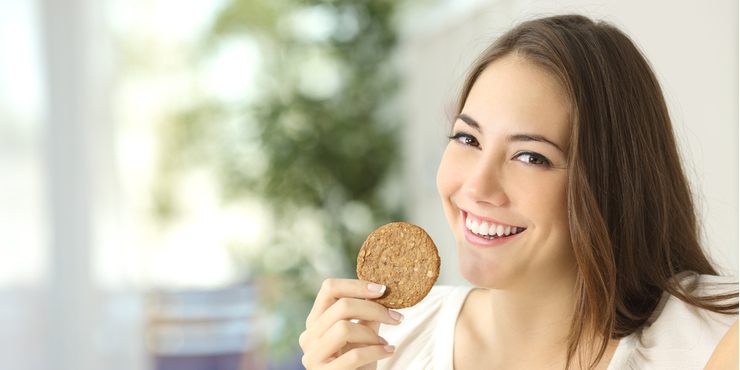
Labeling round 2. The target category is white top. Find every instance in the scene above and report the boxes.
[377,272,738,370]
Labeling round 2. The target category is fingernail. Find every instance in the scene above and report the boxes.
[379,336,388,345]
[368,283,386,293]
[388,309,404,323]
[384,345,396,353]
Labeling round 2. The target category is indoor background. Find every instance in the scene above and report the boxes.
[0,0,736,369]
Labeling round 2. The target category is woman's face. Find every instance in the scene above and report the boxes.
[437,56,576,291]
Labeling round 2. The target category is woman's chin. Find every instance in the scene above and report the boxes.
[457,255,509,289]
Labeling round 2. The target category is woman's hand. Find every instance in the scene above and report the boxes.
[299,278,404,370]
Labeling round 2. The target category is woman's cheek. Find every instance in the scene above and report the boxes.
[437,146,464,197]
[507,169,567,212]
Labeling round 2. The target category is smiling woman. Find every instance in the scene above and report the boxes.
[299,14,739,370]
[438,57,573,295]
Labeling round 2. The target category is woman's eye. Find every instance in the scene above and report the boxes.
[448,132,480,147]
[513,152,551,167]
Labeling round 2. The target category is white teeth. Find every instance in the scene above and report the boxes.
[479,222,489,236]
[465,215,521,238]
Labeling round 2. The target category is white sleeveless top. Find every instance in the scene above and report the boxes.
[377,272,738,370]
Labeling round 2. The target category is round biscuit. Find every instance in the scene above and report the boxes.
[356,222,440,309]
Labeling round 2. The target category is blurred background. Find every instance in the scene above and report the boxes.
[0,0,736,369]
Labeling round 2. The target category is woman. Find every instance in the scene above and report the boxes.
[299,14,739,370]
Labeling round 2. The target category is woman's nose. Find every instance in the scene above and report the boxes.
[463,163,509,207]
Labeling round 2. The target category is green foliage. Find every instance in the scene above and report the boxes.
[156,0,405,359]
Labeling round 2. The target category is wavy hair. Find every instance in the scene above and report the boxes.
[456,14,738,369]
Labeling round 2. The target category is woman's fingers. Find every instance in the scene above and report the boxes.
[301,297,403,352]
[311,297,403,334]
[300,278,402,369]
[306,278,387,327]
[303,320,387,366]
[328,345,396,370]
[303,342,396,370]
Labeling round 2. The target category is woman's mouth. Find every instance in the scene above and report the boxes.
[465,213,526,240]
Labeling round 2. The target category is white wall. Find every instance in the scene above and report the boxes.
[399,0,739,286]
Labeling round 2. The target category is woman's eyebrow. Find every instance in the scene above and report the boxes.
[454,114,481,132]
[508,134,564,153]
[455,113,564,153]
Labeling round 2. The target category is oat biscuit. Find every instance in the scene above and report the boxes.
[356,222,440,309]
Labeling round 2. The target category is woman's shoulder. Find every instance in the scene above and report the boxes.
[379,285,473,339]
[648,272,738,339]
[674,271,738,297]
[613,272,738,370]
[377,285,475,370]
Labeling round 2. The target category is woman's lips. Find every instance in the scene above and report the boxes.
[462,211,526,246]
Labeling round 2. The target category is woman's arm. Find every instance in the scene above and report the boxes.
[703,319,738,370]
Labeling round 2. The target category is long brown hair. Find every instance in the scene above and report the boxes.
[457,14,738,369]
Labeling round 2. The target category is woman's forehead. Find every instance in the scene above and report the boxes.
[462,56,571,146]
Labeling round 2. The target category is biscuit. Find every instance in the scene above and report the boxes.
[356,222,440,309]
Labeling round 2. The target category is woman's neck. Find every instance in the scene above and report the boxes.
[454,273,618,370]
